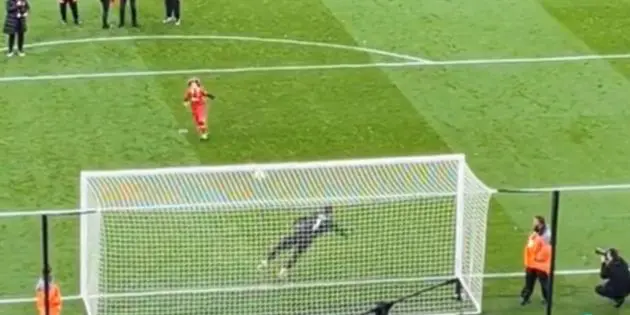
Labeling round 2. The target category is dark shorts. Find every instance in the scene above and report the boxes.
[280,233,314,251]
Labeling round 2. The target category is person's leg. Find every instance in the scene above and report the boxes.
[595,284,625,308]
[118,0,127,27]
[520,268,537,305]
[101,0,110,28]
[536,271,549,303]
[16,30,24,54]
[69,0,80,24]
[129,0,138,26]
[163,0,173,21]
[173,0,180,23]
[280,236,314,277]
[59,0,68,22]
[7,33,16,55]
[266,235,297,262]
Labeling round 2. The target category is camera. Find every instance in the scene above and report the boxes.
[596,247,609,256]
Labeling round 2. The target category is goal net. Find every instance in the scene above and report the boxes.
[79,154,494,315]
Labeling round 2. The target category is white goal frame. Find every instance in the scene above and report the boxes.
[78,154,492,315]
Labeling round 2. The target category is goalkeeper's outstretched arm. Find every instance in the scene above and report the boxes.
[319,205,348,237]
[331,221,348,237]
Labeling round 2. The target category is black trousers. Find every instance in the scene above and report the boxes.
[7,19,25,53]
[520,268,549,302]
[119,0,137,26]
[164,0,180,19]
[7,31,25,53]
[59,0,79,23]
[267,234,314,269]
[100,0,110,27]
[596,284,627,301]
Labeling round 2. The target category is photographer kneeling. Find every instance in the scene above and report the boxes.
[596,248,630,308]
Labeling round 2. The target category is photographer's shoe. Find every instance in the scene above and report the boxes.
[520,298,530,306]
[614,298,625,308]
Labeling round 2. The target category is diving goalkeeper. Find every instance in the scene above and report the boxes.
[257,205,347,278]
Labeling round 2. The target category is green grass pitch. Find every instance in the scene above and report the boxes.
[1,0,630,314]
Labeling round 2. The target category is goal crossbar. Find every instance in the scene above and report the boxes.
[80,154,467,177]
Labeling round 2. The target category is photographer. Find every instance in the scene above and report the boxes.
[596,248,630,308]
[3,0,29,57]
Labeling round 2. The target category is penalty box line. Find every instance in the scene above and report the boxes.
[0,267,602,305]
[1,52,630,82]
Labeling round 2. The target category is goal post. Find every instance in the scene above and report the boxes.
[79,154,494,315]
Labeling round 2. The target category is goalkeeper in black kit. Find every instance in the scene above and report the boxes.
[258,205,347,278]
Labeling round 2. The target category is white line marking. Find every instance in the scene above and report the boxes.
[11,35,432,63]
[0,35,628,82]
[430,53,630,66]
[0,62,420,82]
[3,50,630,82]
[0,268,601,305]
[9,35,630,68]
[500,182,630,193]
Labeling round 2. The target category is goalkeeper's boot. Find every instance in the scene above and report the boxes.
[200,133,208,140]
[257,260,268,270]
[277,267,288,279]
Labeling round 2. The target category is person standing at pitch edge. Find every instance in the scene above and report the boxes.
[520,215,551,306]
[35,268,63,315]
[163,0,180,25]
[595,248,630,308]
[99,0,113,29]
[3,0,29,57]
[58,0,80,25]
[118,0,138,27]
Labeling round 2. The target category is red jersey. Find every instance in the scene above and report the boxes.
[185,88,210,109]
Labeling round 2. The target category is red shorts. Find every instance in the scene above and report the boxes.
[192,107,206,126]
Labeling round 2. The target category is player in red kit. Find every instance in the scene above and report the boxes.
[184,78,215,140]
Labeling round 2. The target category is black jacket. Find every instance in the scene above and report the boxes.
[601,257,630,292]
[3,0,28,35]
[293,213,346,238]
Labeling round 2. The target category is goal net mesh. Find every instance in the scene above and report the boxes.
[80,155,493,315]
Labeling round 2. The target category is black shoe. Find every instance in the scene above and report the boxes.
[615,298,625,308]
[102,24,110,29]
[61,19,67,25]
[118,23,125,28]
[74,20,81,25]
[131,23,139,27]
[520,299,530,306]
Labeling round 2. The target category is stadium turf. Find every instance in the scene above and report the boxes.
[0,0,629,314]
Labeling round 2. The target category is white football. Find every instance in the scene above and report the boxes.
[253,170,267,180]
